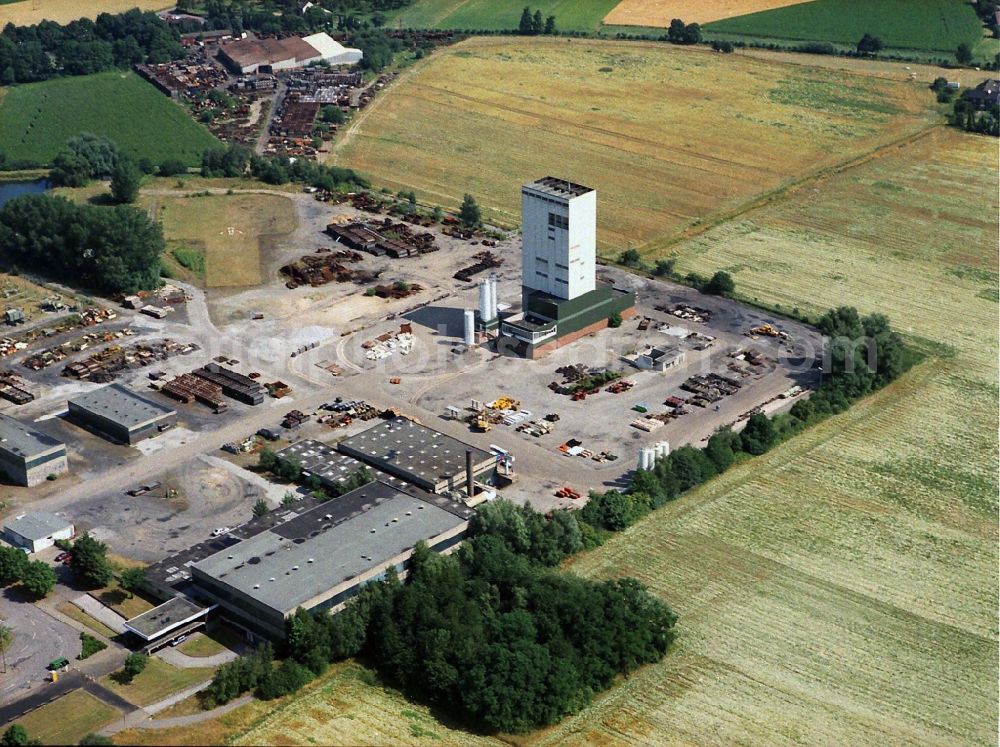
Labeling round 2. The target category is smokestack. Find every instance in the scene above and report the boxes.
[466,449,474,499]
[479,280,490,321]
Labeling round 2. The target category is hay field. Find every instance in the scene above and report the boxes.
[332,37,935,248]
[157,193,297,288]
[533,127,998,745]
[391,0,619,32]
[0,0,169,26]
[603,0,814,28]
[0,72,219,166]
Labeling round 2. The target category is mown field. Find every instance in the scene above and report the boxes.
[0,71,218,166]
[603,0,815,28]
[17,689,120,745]
[533,126,998,745]
[390,0,620,32]
[156,193,298,288]
[704,0,983,53]
[331,37,936,249]
[0,0,169,25]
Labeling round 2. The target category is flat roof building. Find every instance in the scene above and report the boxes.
[0,414,68,487]
[190,480,471,639]
[2,512,74,553]
[67,383,177,445]
[124,597,210,652]
[337,417,494,495]
[277,439,370,493]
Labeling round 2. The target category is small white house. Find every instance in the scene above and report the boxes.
[623,345,685,372]
[2,512,75,553]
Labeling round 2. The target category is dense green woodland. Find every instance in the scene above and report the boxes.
[0,10,182,84]
[0,195,163,294]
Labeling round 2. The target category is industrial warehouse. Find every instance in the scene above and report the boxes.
[189,481,471,639]
[218,32,362,74]
[0,413,68,486]
[337,416,496,496]
[67,383,177,445]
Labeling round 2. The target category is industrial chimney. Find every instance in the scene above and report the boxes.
[465,449,475,499]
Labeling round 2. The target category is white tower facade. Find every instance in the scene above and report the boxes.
[521,177,596,301]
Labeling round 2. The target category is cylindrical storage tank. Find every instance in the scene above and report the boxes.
[655,441,670,459]
[464,309,475,346]
[479,281,490,320]
[488,274,498,320]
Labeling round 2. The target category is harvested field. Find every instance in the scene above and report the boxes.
[0,0,169,25]
[157,193,298,288]
[603,0,815,28]
[704,0,983,54]
[536,126,999,744]
[332,37,936,249]
[0,72,218,166]
[391,0,619,32]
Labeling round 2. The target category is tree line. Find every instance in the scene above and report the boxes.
[200,144,369,191]
[0,9,183,85]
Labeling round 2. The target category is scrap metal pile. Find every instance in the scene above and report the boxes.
[453,251,503,282]
[280,248,378,289]
[63,339,199,382]
[327,218,438,258]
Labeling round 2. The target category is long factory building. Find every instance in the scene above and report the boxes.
[141,417,494,641]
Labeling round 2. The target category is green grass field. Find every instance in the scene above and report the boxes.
[704,0,983,54]
[100,657,216,708]
[0,71,218,166]
[390,0,620,32]
[16,689,119,745]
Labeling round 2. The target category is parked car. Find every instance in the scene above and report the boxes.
[54,552,70,563]
[211,527,230,537]
[170,635,189,646]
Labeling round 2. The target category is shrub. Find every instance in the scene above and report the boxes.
[79,632,107,660]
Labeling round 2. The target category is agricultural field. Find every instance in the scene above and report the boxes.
[0,0,169,26]
[536,126,999,745]
[156,193,298,288]
[16,689,120,745]
[704,0,984,54]
[390,0,620,32]
[0,71,219,166]
[331,37,937,249]
[603,0,815,28]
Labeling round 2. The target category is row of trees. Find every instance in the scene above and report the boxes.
[0,9,183,85]
[518,7,557,36]
[200,144,369,192]
[0,193,164,294]
[618,249,735,296]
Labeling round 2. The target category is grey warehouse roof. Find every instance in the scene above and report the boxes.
[0,414,65,458]
[69,383,176,428]
[278,440,368,484]
[192,483,467,614]
[3,511,72,541]
[524,176,593,199]
[338,417,492,486]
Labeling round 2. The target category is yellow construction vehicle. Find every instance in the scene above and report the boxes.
[474,417,492,432]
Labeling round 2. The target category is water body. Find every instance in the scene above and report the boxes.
[0,179,49,209]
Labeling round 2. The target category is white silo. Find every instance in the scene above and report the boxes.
[478,280,490,321]
[655,441,670,459]
[463,309,476,346]
[488,274,498,320]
